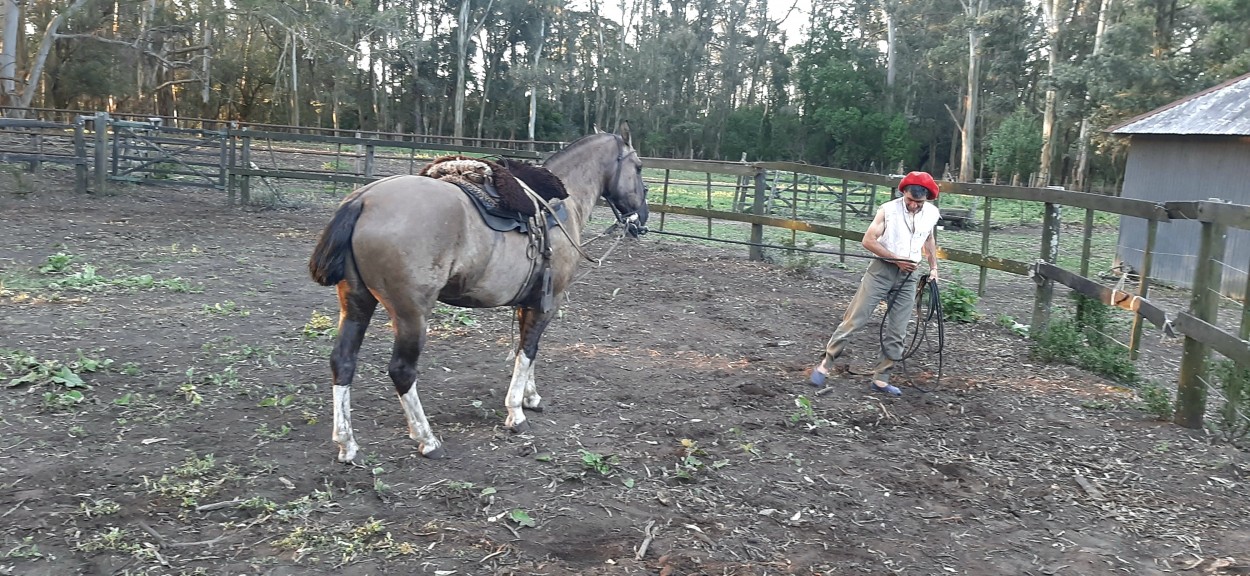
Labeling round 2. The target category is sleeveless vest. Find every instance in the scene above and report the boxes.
[878,197,940,263]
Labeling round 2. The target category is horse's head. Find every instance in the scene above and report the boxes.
[602,133,649,238]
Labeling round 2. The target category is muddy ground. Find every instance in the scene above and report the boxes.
[1,173,1247,576]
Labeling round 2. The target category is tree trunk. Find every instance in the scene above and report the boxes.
[1074,0,1112,192]
[290,33,300,128]
[1152,0,1178,58]
[201,25,212,108]
[527,16,545,148]
[883,0,897,112]
[1038,0,1065,187]
[1,0,20,109]
[476,45,494,142]
[960,0,986,182]
[17,0,89,109]
[454,0,471,141]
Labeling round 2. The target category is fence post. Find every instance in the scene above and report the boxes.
[749,166,766,261]
[227,122,238,205]
[659,169,670,232]
[978,197,992,296]
[364,142,375,178]
[839,179,847,265]
[1175,206,1227,428]
[1079,208,1095,277]
[217,124,229,195]
[1030,202,1061,336]
[1241,251,1250,340]
[355,132,364,175]
[240,129,252,205]
[73,117,87,194]
[1129,219,1158,359]
[92,112,108,194]
[28,133,41,172]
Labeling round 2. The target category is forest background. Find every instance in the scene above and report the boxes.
[0,0,1247,191]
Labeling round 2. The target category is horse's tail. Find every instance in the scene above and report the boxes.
[309,192,366,286]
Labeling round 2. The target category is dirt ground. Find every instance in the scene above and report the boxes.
[1,173,1248,576]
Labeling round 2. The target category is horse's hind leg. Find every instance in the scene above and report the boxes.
[388,313,446,459]
[331,282,377,463]
[506,307,553,433]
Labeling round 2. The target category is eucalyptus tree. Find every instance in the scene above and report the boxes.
[959,0,988,181]
[453,0,494,140]
[1066,0,1249,186]
[1073,0,1112,191]
[1,0,19,107]
[1036,0,1071,186]
[792,11,890,170]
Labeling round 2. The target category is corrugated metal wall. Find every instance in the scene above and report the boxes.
[1116,136,1250,300]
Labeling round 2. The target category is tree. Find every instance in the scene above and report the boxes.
[1,0,19,108]
[454,0,494,141]
[1073,0,1112,192]
[986,106,1041,183]
[1037,0,1069,187]
[959,0,988,181]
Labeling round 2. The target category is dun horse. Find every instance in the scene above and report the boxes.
[308,131,649,461]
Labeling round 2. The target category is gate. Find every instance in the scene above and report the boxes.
[109,118,228,189]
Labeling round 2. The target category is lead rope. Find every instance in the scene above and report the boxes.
[877,272,946,393]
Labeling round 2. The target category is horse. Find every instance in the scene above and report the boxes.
[307,130,649,461]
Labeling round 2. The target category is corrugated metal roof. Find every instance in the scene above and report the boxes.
[1109,70,1250,135]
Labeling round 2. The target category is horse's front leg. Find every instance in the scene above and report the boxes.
[506,306,553,433]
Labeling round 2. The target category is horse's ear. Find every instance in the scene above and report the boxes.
[617,120,632,148]
[593,124,602,134]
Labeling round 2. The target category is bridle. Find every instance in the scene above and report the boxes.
[604,136,648,237]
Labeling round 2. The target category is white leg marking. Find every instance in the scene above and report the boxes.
[398,384,442,455]
[522,359,541,409]
[505,352,532,428]
[333,385,359,462]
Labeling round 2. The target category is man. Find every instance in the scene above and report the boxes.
[809,171,942,396]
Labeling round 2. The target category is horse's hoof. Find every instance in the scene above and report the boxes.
[337,445,359,463]
[510,420,532,434]
[422,446,448,459]
[523,402,544,413]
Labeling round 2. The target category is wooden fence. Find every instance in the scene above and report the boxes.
[1,111,1246,430]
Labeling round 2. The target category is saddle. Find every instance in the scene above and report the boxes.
[419,155,568,231]
[419,156,569,311]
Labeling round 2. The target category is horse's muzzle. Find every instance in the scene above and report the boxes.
[623,212,648,237]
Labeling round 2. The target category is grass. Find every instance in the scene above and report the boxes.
[0,253,202,299]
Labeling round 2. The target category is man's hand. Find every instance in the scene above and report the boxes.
[928,268,939,282]
[896,260,918,274]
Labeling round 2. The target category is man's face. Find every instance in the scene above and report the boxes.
[904,190,927,212]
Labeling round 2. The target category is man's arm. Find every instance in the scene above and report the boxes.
[923,233,939,281]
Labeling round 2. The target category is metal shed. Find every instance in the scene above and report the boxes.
[1110,71,1250,299]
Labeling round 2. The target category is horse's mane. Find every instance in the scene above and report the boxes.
[544,132,622,165]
